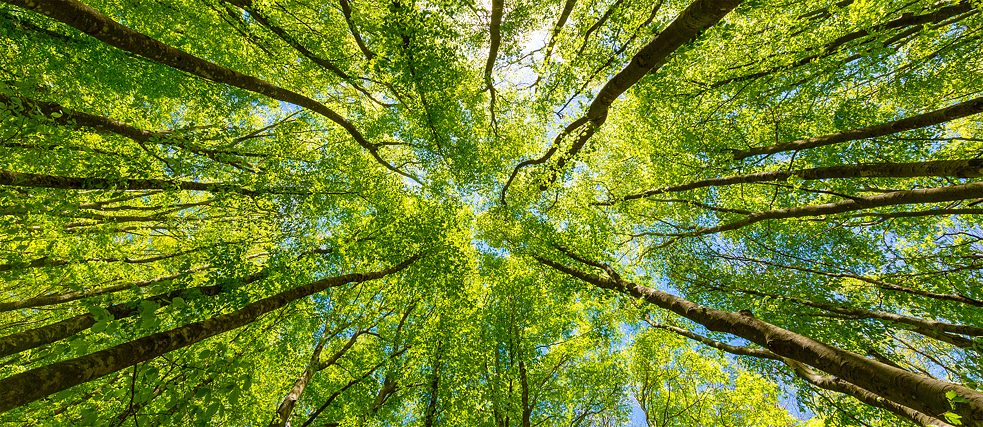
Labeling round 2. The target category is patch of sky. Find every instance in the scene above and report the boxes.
[472,239,510,257]
[497,29,550,91]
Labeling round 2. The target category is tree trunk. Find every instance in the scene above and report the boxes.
[617,158,983,203]
[0,254,419,412]
[535,255,983,424]
[671,181,983,238]
[0,169,275,196]
[651,321,954,427]
[270,332,330,427]
[2,0,408,177]
[503,0,742,201]
[0,280,219,357]
[732,96,983,159]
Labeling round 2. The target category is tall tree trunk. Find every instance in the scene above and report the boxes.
[269,324,365,426]
[535,254,983,424]
[519,358,531,427]
[649,322,955,427]
[720,286,983,347]
[615,158,983,203]
[270,330,330,427]
[784,359,956,427]
[299,348,407,427]
[423,341,442,427]
[0,254,419,413]
[0,279,219,357]
[542,0,576,66]
[2,0,410,178]
[369,304,415,414]
[483,0,503,90]
[732,96,983,159]
[502,0,742,202]
[667,181,983,239]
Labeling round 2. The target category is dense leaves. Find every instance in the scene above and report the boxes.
[1,0,982,425]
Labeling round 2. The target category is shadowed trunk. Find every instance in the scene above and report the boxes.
[0,264,275,357]
[732,96,983,159]
[650,322,955,427]
[0,254,419,412]
[3,0,410,177]
[535,253,983,424]
[614,158,983,203]
[663,181,983,239]
[502,0,742,202]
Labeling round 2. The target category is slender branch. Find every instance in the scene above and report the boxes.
[338,0,375,60]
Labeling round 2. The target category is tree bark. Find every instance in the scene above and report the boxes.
[722,286,983,345]
[784,359,956,427]
[542,0,576,65]
[0,280,218,357]
[652,322,955,427]
[423,341,442,427]
[502,0,742,201]
[269,331,330,427]
[555,0,743,165]
[665,181,983,239]
[484,0,504,89]
[2,0,409,178]
[535,254,983,424]
[732,96,983,159]
[519,358,531,427]
[0,254,419,413]
[338,0,375,60]
[614,158,983,203]
[0,263,275,357]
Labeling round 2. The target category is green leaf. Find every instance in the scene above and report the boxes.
[87,306,114,323]
[947,390,971,408]
[203,401,221,419]
[91,320,108,333]
[138,299,161,329]
[943,412,963,425]
[80,406,99,424]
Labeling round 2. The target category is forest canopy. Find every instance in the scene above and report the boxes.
[1,0,982,425]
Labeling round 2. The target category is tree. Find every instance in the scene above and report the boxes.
[1,0,981,425]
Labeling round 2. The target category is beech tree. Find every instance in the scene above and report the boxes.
[1,0,982,426]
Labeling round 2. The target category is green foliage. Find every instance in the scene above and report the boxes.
[1,0,981,425]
